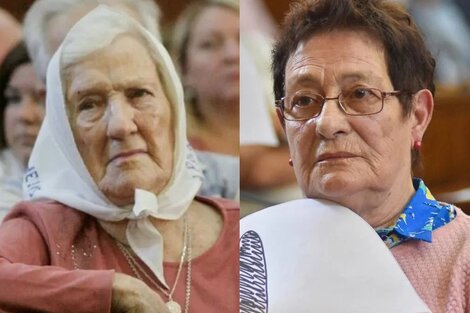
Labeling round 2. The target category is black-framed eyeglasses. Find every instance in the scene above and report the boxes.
[275,87,404,121]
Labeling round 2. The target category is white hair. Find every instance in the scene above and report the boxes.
[60,9,154,79]
[59,5,179,129]
[23,0,161,82]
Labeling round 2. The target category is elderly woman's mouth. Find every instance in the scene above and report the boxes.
[315,152,358,163]
[107,149,148,165]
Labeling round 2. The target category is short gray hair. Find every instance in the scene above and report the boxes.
[23,0,161,82]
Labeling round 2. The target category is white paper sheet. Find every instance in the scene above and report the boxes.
[240,198,432,313]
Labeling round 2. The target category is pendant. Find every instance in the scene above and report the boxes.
[166,300,182,313]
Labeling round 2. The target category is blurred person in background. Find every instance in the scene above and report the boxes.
[0,42,45,220]
[172,0,239,156]
[171,0,240,199]
[0,8,22,64]
[240,0,300,215]
[398,0,470,85]
[24,0,161,83]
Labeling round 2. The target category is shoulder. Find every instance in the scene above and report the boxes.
[195,196,239,231]
[435,207,470,252]
[0,149,24,177]
[196,151,239,199]
[440,206,470,236]
[188,136,208,151]
[392,206,470,311]
[0,200,98,264]
[196,195,239,213]
[2,200,92,233]
[393,205,470,257]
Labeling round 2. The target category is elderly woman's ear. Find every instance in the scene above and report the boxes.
[410,89,434,148]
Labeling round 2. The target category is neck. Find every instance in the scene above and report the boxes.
[99,199,223,262]
[99,213,186,262]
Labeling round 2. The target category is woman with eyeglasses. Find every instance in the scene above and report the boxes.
[0,41,45,220]
[241,0,470,312]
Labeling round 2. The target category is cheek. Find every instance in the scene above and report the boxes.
[73,126,93,148]
[141,110,174,154]
[353,116,412,175]
[72,123,106,167]
[286,122,317,162]
[4,107,18,143]
[36,106,45,121]
[185,53,214,83]
[285,122,319,184]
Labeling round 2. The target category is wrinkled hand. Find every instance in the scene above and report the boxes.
[111,272,170,313]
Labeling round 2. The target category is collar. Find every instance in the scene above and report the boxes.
[375,178,456,248]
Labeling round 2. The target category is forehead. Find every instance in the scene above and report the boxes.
[9,63,36,84]
[285,30,389,88]
[9,63,44,90]
[192,5,239,35]
[65,35,158,93]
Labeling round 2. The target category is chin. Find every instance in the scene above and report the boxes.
[99,179,136,206]
[16,150,31,167]
[304,171,363,203]
[98,167,170,206]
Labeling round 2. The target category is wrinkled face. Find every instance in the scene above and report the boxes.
[4,63,45,166]
[65,35,174,206]
[283,31,413,207]
[184,5,239,104]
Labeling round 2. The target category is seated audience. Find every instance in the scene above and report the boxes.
[171,0,239,156]
[171,0,240,199]
[239,0,299,214]
[0,42,45,220]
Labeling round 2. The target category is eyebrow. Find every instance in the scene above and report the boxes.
[288,71,384,89]
[68,81,108,101]
[68,78,156,100]
[4,86,18,94]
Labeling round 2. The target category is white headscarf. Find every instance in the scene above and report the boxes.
[23,5,203,286]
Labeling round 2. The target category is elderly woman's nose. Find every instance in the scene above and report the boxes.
[106,101,137,139]
[315,99,350,139]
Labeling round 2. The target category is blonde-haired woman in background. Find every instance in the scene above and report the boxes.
[171,0,240,200]
[171,0,239,156]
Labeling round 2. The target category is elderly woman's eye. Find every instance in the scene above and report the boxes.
[127,88,152,99]
[293,95,317,107]
[78,99,97,111]
[350,88,372,99]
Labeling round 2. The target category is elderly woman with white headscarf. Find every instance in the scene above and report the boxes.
[0,6,238,313]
